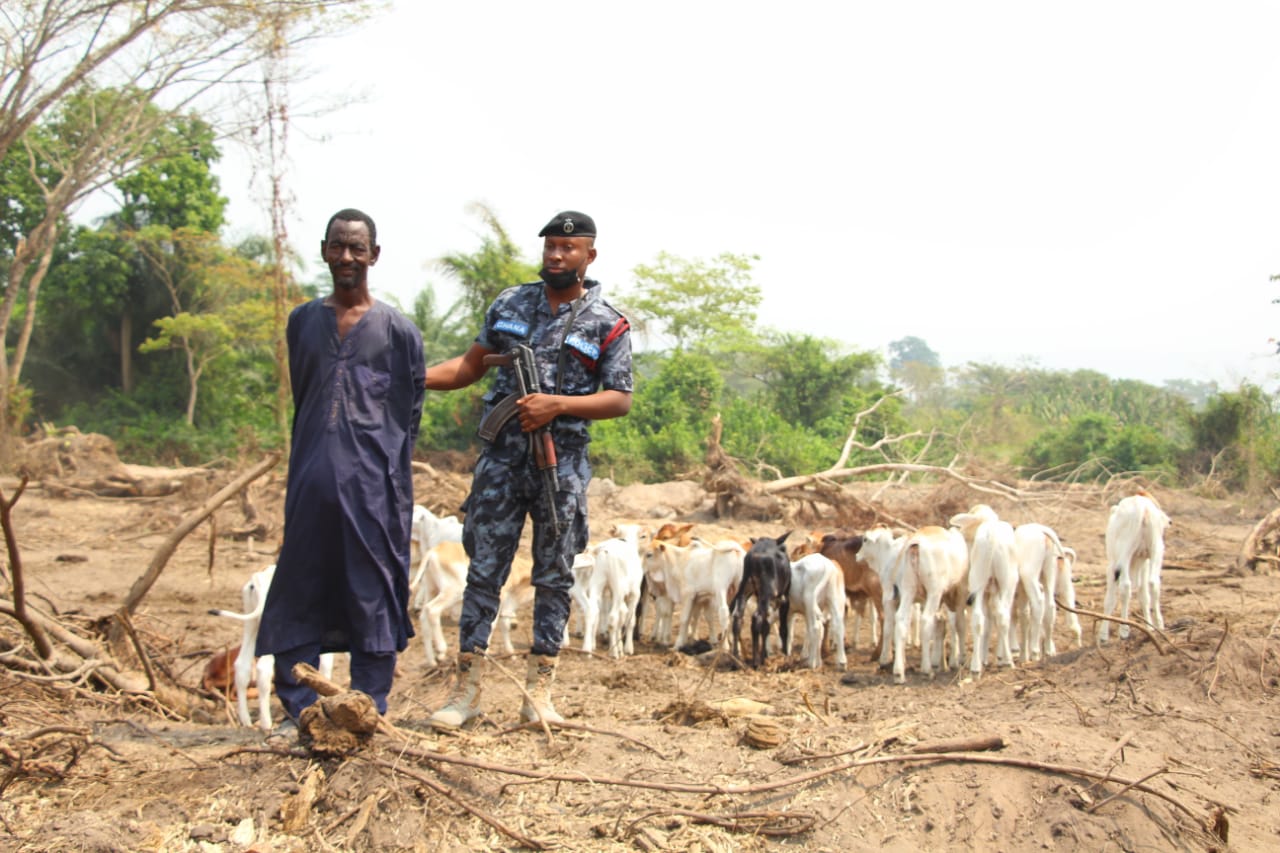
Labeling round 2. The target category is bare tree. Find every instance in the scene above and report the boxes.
[0,0,378,439]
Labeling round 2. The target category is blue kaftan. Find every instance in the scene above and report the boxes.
[258,298,425,657]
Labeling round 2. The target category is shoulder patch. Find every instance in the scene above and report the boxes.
[565,334,601,360]
[494,318,529,337]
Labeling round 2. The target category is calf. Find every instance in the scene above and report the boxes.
[818,532,885,660]
[413,541,525,666]
[209,564,334,730]
[566,550,599,645]
[856,525,911,668]
[1101,493,1169,641]
[729,532,792,667]
[414,541,469,667]
[583,524,646,658]
[409,504,463,590]
[785,552,848,670]
[634,522,693,643]
[890,526,968,683]
[1013,523,1082,655]
[951,505,1023,675]
[641,538,745,649]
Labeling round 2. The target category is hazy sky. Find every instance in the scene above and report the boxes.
[214,1,1280,389]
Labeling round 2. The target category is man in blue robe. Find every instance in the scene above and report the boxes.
[258,208,425,725]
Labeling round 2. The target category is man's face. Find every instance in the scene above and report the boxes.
[541,236,596,285]
[321,219,379,291]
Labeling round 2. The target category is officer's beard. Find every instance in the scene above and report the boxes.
[539,266,582,291]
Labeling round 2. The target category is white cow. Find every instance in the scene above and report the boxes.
[856,525,910,669]
[413,541,525,666]
[583,524,646,658]
[409,504,463,590]
[785,552,848,670]
[891,526,969,684]
[1101,493,1169,642]
[641,539,745,649]
[1014,523,1082,656]
[950,505,1025,675]
[566,550,600,645]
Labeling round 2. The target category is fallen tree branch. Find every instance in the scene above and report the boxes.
[350,753,547,850]
[627,807,816,838]
[121,453,280,615]
[500,719,672,758]
[1086,766,1169,814]
[394,741,1211,830]
[763,463,1023,499]
[1054,599,1197,661]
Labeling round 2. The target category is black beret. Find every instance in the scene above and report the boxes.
[538,210,596,238]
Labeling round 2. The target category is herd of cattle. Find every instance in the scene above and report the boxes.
[207,492,1172,729]
[408,492,1172,682]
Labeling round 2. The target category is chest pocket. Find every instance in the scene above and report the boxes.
[350,363,391,427]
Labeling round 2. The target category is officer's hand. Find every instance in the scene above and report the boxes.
[516,393,561,431]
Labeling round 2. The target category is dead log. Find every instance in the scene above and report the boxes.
[291,662,392,753]
[909,735,1005,754]
[1238,505,1280,573]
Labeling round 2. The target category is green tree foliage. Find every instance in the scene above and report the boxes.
[23,225,133,411]
[414,205,539,454]
[886,335,945,406]
[28,118,279,457]
[135,226,274,425]
[117,115,226,232]
[591,351,725,482]
[625,252,761,353]
[0,1,375,444]
[437,203,539,332]
[753,332,879,431]
[1163,378,1220,408]
[1184,384,1280,491]
[888,336,940,372]
[412,284,472,368]
[33,112,232,407]
[1022,412,1177,481]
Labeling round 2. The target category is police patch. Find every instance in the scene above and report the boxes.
[564,334,600,360]
[494,319,529,337]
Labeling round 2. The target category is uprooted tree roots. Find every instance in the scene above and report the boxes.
[0,456,281,722]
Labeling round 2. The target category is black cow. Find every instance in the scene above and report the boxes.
[729,531,792,668]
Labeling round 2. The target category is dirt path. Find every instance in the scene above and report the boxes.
[1,469,1277,852]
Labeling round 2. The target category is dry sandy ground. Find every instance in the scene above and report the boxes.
[1,462,1278,852]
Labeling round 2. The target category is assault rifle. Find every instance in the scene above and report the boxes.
[480,344,561,537]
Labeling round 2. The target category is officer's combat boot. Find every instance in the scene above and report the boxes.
[427,652,484,731]
[519,654,565,724]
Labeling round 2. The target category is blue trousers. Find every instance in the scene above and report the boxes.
[272,643,397,720]
[457,453,589,657]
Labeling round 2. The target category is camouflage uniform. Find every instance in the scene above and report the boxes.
[457,279,632,657]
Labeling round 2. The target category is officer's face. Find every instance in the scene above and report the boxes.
[542,236,596,280]
[322,220,379,291]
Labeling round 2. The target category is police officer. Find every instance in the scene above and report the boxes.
[424,210,633,729]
